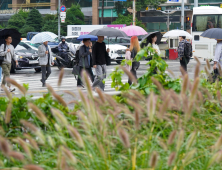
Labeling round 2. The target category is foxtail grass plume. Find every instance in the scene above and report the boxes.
[51,92,67,107]
[8,151,24,161]
[190,78,200,100]
[96,87,105,103]
[149,151,158,168]
[82,70,93,99]
[159,95,170,118]
[51,108,68,127]
[16,137,33,160]
[168,130,177,145]
[176,130,185,151]
[186,131,197,150]
[20,120,38,133]
[24,134,39,150]
[6,78,27,95]
[180,66,186,76]
[58,68,64,86]
[204,66,210,76]
[67,125,84,148]
[194,63,200,79]
[217,91,221,101]
[151,77,164,94]
[62,146,77,163]
[60,156,69,170]
[214,135,222,151]
[183,149,196,166]
[147,92,156,122]
[218,64,222,76]
[0,137,10,155]
[206,59,211,70]
[168,152,176,166]
[47,136,56,149]
[28,103,48,124]
[135,109,140,130]
[46,84,55,93]
[194,56,201,65]
[120,66,137,84]
[166,69,175,78]
[2,85,12,101]
[24,164,44,170]
[118,128,130,148]
[181,74,188,96]
[64,90,76,98]
[185,103,194,121]
[5,102,12,124]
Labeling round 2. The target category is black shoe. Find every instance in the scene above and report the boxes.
[42,83,46,87]
[40,79,43,83]
[77,84,85,88]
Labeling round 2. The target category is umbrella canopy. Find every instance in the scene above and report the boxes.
[0,29,21,48]
[121,25,147,36]
[31,32,58,44]
[163,29,192,39]
[140,31,163,48]
[200,28,222,40]
[88,27,128,37]
[77,34,98,41]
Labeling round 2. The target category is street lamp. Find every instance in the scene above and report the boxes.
[160,10,176,32]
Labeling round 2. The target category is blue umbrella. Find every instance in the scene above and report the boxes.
[77,35,98,41]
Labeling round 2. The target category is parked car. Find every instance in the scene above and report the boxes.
[109,37,131,47]
[11,41,41,73]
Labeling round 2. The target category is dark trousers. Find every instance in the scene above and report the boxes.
[128,68,137,85]
[77,67,94,86]
[41,65,51,84]
[61,53,69,63]
[180,57,188,72]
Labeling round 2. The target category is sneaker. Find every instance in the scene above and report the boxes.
[77,84,85,88]
[42,83,46,87]
[8,88,15,92]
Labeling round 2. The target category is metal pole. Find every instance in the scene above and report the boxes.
[167,13,170,31]
[181,0,184,30]
[194,0,198,7]
[133,0,135,25]
[58,0,60,39]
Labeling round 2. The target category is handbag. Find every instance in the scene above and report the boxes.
[0,44,6,65]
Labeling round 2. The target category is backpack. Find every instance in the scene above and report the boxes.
[184,42,192,59]
[0,44,6,65]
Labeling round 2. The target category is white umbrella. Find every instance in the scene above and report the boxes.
[31,32,58,44]
[163,29,192,39]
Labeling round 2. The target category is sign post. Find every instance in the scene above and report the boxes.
[60,11,66,23]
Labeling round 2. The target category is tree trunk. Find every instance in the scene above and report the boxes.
[101,0,104,24]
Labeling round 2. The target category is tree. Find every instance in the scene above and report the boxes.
[7,13,26,31]
[20,25,35,37]
[114,1,126,16]
[101,0,104,24]
[18,9,29,19]
[25,8,43,32]
[42,14,58,34]
[112,14,146,31]
[61,4,85,35]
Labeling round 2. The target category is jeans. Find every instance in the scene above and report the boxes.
[61,53,69,63]
[1,63,11,86]
[0,66,2,82]
[77,67,94,86]
[41,65,51,84]
[92,65,107,91]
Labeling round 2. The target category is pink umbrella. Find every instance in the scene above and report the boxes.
[121,25,147,36]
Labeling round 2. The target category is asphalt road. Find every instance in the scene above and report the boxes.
[0,58,208,109]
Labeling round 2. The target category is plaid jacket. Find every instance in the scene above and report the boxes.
[177,39,189,59]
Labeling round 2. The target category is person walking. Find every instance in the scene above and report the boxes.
[77,39,94,87]
[128,36,140,85]
[0,35,18,92]
[38,41,54,87]
[213,40,222,73]
[178,36,191,73]
[148,33,161,56]
[58,37,69,64]
[92,36,107,91]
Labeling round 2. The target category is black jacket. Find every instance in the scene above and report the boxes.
[78,45,93,68]
[92,42,106,65]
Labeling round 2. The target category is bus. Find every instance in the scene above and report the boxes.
[191,6,222,60]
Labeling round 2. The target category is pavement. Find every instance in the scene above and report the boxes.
[0,58,208,109]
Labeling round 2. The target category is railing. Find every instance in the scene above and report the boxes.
[8,3,55,8]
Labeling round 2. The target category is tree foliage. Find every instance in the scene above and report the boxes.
[20,25,35,37]
[42,14,58,34]
[18,9,29,19]
[25,8,43,32]
[112,14,146,31]
[61,4,85,35]
[7,13,26,31]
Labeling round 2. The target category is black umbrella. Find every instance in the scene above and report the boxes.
[88,27,128,37]
[200,28,222,40]
[140,31,163,48]
[0,29,21,48]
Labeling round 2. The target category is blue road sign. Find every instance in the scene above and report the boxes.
[168,0,179,2]
[60,6,66,12]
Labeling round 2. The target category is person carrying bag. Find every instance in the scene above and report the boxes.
[0,35,18,92]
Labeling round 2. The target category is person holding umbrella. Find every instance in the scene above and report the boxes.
[0,35,18,92]
[213,39,222,72]
[38,41,54,87]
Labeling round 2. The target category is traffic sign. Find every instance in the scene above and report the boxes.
[168,0,179,2]
[60,12,66,18]
[61,18,65,23]
[60,5,66,12]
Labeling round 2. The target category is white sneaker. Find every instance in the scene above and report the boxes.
[8,87,15,92]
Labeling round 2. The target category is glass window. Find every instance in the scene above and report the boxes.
[192,15,220,31]
[219,15,222,28]
[0,0,12,10]
[19,42,31,50]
